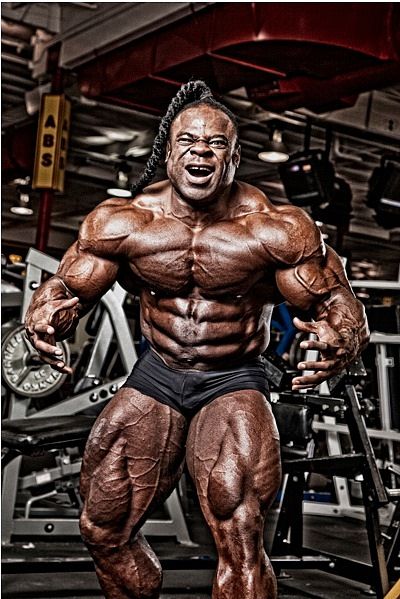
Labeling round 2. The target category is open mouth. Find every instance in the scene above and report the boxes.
[185,164,215,181]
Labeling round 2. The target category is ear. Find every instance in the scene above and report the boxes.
[165,140,171,163]
[233,144,241,168]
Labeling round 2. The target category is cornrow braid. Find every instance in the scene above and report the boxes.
[130,80,238,198]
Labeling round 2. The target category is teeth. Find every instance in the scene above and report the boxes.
[188,166,212,174]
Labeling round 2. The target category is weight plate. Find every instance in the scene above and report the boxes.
[2,323,70,398]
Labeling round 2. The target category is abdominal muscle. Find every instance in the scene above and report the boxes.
[139,288,273,370]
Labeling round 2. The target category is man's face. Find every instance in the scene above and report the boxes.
[166,104,241,206]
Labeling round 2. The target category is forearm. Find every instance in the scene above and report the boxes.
[313,289,370,360]
[25,275,83,340]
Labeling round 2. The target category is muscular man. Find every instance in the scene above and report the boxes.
[25,80,369,599]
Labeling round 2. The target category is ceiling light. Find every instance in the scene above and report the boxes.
[10,176,31,186]
[10,189,33,216]
[117,170,129,185]
[75,135,111,145]
[106,188,132,198]
[99,128,136,142]
[125,145,152,158]
[311,177,352,230]
[258,130,290,163]
[107,163,132,198]
[279,150,336,207]
[367,155,400,229]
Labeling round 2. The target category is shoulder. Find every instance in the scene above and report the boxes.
[232,180,272,215]
[132,179,170,213]
[78,197,150,256]
[80,198,133,240]
[249,203,325,265]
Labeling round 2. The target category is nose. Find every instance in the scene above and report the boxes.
[190,140,213,156]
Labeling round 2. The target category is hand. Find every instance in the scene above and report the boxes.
[25,296,79,374]
[291,316,351,390]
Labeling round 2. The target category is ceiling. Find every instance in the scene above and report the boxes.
[2,2,400,284]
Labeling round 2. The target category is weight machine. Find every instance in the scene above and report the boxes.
[302,274,400,521]
[1,248,194,546]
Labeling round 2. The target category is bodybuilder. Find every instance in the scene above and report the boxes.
[25,81,369,599]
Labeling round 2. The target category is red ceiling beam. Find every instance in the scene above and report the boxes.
[77,3,400,99]
[248,61,400,112]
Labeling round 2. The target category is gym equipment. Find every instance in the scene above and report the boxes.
[2,322,70,398]
[261,349,399,594]
[1,414,195,545]
[2,248,194,547]
[271,382,397,598]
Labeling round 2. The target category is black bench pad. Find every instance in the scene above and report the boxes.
[2,415,96,453]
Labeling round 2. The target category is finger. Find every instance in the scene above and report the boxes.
[292,381,318,390]
[293,317,316,334]
[32,322,56,336]
[297,359,336,371]
[52,296,79,314]
[55,362,73,375]
[299,339,330,352]
[37,354,73,375]
[34,338,64,356]
[25,330,51,352]
[292,370,329,387]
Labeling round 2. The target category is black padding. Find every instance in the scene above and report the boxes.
[1,415,96,454]
[272,402,312,447]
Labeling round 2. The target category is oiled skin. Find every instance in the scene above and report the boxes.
[25,105,369,599]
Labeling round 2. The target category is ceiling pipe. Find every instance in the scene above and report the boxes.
[1,52,29,65]
[1,18,34,41]
[2,71,35,88]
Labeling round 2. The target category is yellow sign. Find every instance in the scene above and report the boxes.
[32,94,71,192]
[55,98,71,192]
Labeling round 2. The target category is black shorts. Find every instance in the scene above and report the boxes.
[123,348,269,418]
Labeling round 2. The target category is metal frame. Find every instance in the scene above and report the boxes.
[303,333,400,520]
[272,384,391,599]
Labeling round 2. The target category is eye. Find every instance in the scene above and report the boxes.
[177,136,194,145]
[209,138,228,149]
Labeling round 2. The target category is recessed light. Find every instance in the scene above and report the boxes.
[106,188,132,198]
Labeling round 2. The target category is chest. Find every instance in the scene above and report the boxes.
[127,217,271,294]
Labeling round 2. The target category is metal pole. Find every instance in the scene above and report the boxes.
[35,189,54,251]
[34,43,63,252]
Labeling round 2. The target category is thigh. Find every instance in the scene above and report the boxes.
[186,390,281,521]
[80,387,187,543]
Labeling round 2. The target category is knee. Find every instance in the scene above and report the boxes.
[79,508,131,548]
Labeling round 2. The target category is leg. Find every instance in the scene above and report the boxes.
[79,388,187,599]
[186,390,281,599]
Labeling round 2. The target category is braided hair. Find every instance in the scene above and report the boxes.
[130,80,238,197]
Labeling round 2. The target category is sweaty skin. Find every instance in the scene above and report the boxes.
[25,104,369,599]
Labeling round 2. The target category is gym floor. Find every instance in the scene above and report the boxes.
[2,504,378,599]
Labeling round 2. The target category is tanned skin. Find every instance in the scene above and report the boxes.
[25,104,369,599]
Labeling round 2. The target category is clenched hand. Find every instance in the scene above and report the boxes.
[25,296,79,374]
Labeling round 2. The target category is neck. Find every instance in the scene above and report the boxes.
[167,184,234,227]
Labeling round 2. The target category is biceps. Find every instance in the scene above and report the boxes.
[57,242,119,305]
[275,249,348,311]
[275,266,319,310]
